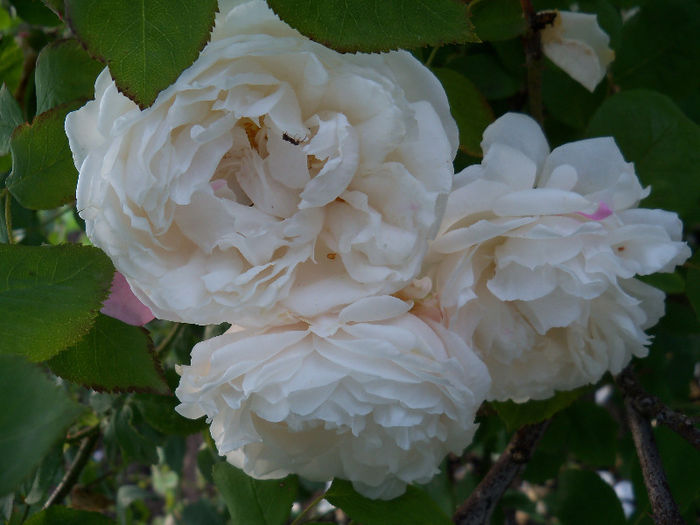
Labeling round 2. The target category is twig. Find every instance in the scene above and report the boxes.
[290,489,326,525]
[155,322,182,355]
[65,423,100,444]
[623,397,685,525]
[3,190,13,244]
[519,0,544,125]
[43,431,100,509]
[616,365,700,451]
[453,420,549,525]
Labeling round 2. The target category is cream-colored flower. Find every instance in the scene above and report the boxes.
[428,113,690,401]
[175,296,490,499]
[541,10,615,92]
[66,0,457,327]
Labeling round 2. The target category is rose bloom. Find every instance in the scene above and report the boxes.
[175,296,490,499]
[428,113,690,402]
[540,10,615,92]
[66,0,457,327]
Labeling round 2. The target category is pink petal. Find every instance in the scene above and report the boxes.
[577,201,613,221]
[101,272,155,326]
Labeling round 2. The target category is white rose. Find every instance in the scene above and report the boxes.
[66,0,457,327]
[174,296,490,499]
[428,113,690,402]
[541,10,615,92]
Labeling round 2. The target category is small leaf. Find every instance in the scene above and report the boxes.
[325,479,452,525]
[7,101,83,210]
[41,0,64,18]
[587,90,700,220]
[25,506,116,525]
[550,469,626,525]
[34,39,104,114]
[0,84,23,156]
[213,463,298,525]
[107,404,159,465]
[433,68,493,156]
[0,244,114,362]
[10,0,61,26]
[613,0,700,101]
[468,0,526,42]
[48,314,168,394]
[0,354,85,497]
[491,388,587,432]
[66,0,218,108]
[134,393,206,435]
[0,36,24,93]
[265,0,478,53]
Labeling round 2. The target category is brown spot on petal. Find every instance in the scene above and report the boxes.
[327,253,337,260]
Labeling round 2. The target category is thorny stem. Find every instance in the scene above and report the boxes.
[43,430,100,509]
[519,0,554,125]
[616,365,700,451]
[290,489,327,525]
[622,396,685,524]
[453,420,549,525]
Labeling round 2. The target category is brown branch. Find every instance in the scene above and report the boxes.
[519,0,544,125]
[43,430,100,509]
[616,365,700,451]
[453,420,549,525]
[623,397,685,524]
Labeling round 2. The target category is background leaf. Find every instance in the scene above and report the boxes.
[587,90,700,220]
[0,84,23,156]
[34,39,103,114]
[325,479,452,525]
[24,506,116,525]
[550,469,626,525]
[491,388,587,432]
[433,67,493,156]
[265,0,477,53]
[212,463,298,525]
[468,0,526,42]
[133,393,206,435]
[0,354,84,497]
[66,0,218,108]
[7,101,83,210]
[0,244,113,361]
[48,314,168,394]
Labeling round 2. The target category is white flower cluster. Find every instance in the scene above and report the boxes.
[66,0,689,499]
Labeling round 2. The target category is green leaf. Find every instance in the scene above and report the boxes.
[0,244,114,361]
[613,0,700,101]
[7,101,83,210]
[107,404,159,465]
[468,0,526,42]
[212,463,298,525]
[134,393,206,435]
[11,0,61,25]
[35,39,104,114]
[0,84,23,156]
[563,402,618,467]
[550,469,626,525]
[447,53,521,101]
[638,271,685,294]
[325,479,452,525]
[48,314,168,394]
[265,0,478,54]
[542,62,607,130]
[41,0,64,18]
[687,253,700,322]
[491,388,587,432]
[433,68,493,156]
[65,0,218,109]
[0,354,85,497]
[0,36,24,94]
[25,506,116,525]
[586,90,700,219]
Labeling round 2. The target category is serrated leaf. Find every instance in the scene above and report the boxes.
[325,479,452,525]
[586,90,700,220]
[0,244,114,361]
[213,463,298,525]
[134,393,206,435]
[0,84,23,156]
[491,388,587,432]
[613,0,700,101]
[48,314,168,394]
[433,68,493,156]
[0,354,85,497]
[266,0,478,53]
[24,506,116,525]
[7,101,83,210]
[65,0,218,109]
[550,469,626,525]
[469,0,526,42]
[35,39,104,114]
